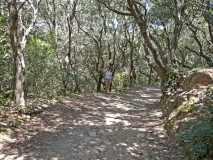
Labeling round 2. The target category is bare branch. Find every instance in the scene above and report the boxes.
[185,46,213,67]
[97,0,133,16]
[18,0,28,11]
[185,46,200,56]
[20,0,41,49]
[149,34,167,65]
[75,16,101,54]
[208,46,213,54]
[133,0,146,10]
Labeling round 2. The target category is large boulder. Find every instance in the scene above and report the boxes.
[181,69,213,91]
[161,69,213,117]
[161,69,213,160]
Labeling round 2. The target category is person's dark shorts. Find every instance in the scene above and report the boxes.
[105,78,111,83]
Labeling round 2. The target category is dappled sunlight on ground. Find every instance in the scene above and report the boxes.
[0,86,186,160]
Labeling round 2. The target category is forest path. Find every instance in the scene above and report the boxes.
[1,86,187,160]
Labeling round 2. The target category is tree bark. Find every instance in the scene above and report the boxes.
[8,1,25,108]
[8,0,40,108]
[127,0,168,82]
[126,25,136,87]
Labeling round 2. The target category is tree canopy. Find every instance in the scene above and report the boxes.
[0,0,212,106]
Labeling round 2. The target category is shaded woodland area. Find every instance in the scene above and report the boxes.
[0,0,213,159]
[0,0,212,107]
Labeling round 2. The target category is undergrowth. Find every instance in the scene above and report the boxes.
[180,97,213,159]
[181,118,213,159]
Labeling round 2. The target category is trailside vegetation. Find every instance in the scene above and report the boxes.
[0,1,213,159]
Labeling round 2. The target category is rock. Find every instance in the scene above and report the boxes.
[137,133,145,138]
[78,153,85,159]
[89,131,97,138]
[89,153,97,159]
[160,93,186,117]
[182,69,213,91]
[84,137,93,141]
[156,156,160,160]
[161,69,213,118]
[161,69,213,158]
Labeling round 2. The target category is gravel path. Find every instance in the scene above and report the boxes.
[1,87,187,160]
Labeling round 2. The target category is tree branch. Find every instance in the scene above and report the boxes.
[97,0,133,16]
[20,0,41,49]
[149,33,167,65]
[18,0,28,11]
[75,16,101,54]
[185,46,213,67]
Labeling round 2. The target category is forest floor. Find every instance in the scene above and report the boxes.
[0,86,188,160]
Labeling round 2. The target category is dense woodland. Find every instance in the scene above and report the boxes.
[0,1,213,159]
[0,0,213,108]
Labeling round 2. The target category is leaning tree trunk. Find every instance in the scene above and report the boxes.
[127,0,169,91]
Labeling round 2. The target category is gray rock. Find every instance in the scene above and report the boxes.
[89,131,97,138]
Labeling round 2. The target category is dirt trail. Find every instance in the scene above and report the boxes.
[1,87,187,160]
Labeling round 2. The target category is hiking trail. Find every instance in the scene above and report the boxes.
[1,86,187,160]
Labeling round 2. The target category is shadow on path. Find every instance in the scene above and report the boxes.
[0,86,187,160]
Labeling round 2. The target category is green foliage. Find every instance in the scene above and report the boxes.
[113,69,129,90]
[0,3,13,99]
[0,50,14,99]
[163,68,188,94]
[1,0,212,99]
[135,73,148,85]
[179,104,193,113]
[208,106,213,114]
[191,67,209,72]
[26,35,59,97]
[180,118,213,159]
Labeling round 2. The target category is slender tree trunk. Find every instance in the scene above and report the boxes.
[8,1,25,108]
[129,55,134,87]
[73,73,81,93]
[206,1,213,44]
[97,74,103,92]
[62,71,68,95]
[14,49,26,107]
[8,0,40,108]
[148,68,153,85]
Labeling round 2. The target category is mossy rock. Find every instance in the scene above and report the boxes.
[0,127,12,137]
[164,117,178,134]
[164,102,195,134]
[161,94,186,117]
[179,104,193,114]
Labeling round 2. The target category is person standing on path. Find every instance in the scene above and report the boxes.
[105,66,112,93]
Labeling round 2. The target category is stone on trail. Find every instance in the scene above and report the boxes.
[89,131,97,138]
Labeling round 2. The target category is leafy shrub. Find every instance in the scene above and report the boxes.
[180,118,213,159]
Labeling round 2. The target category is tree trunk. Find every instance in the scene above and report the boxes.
[73,74,81,93]
[127,0,169,91]
[129,58,135,87]
[97,72,103,92]
[8,0,40,108]
[148,68,153,85]
[14,50,26,107]
[9,1,26,108]
[62,72,68,95]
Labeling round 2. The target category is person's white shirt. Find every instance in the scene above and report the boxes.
[105,70,112,79]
